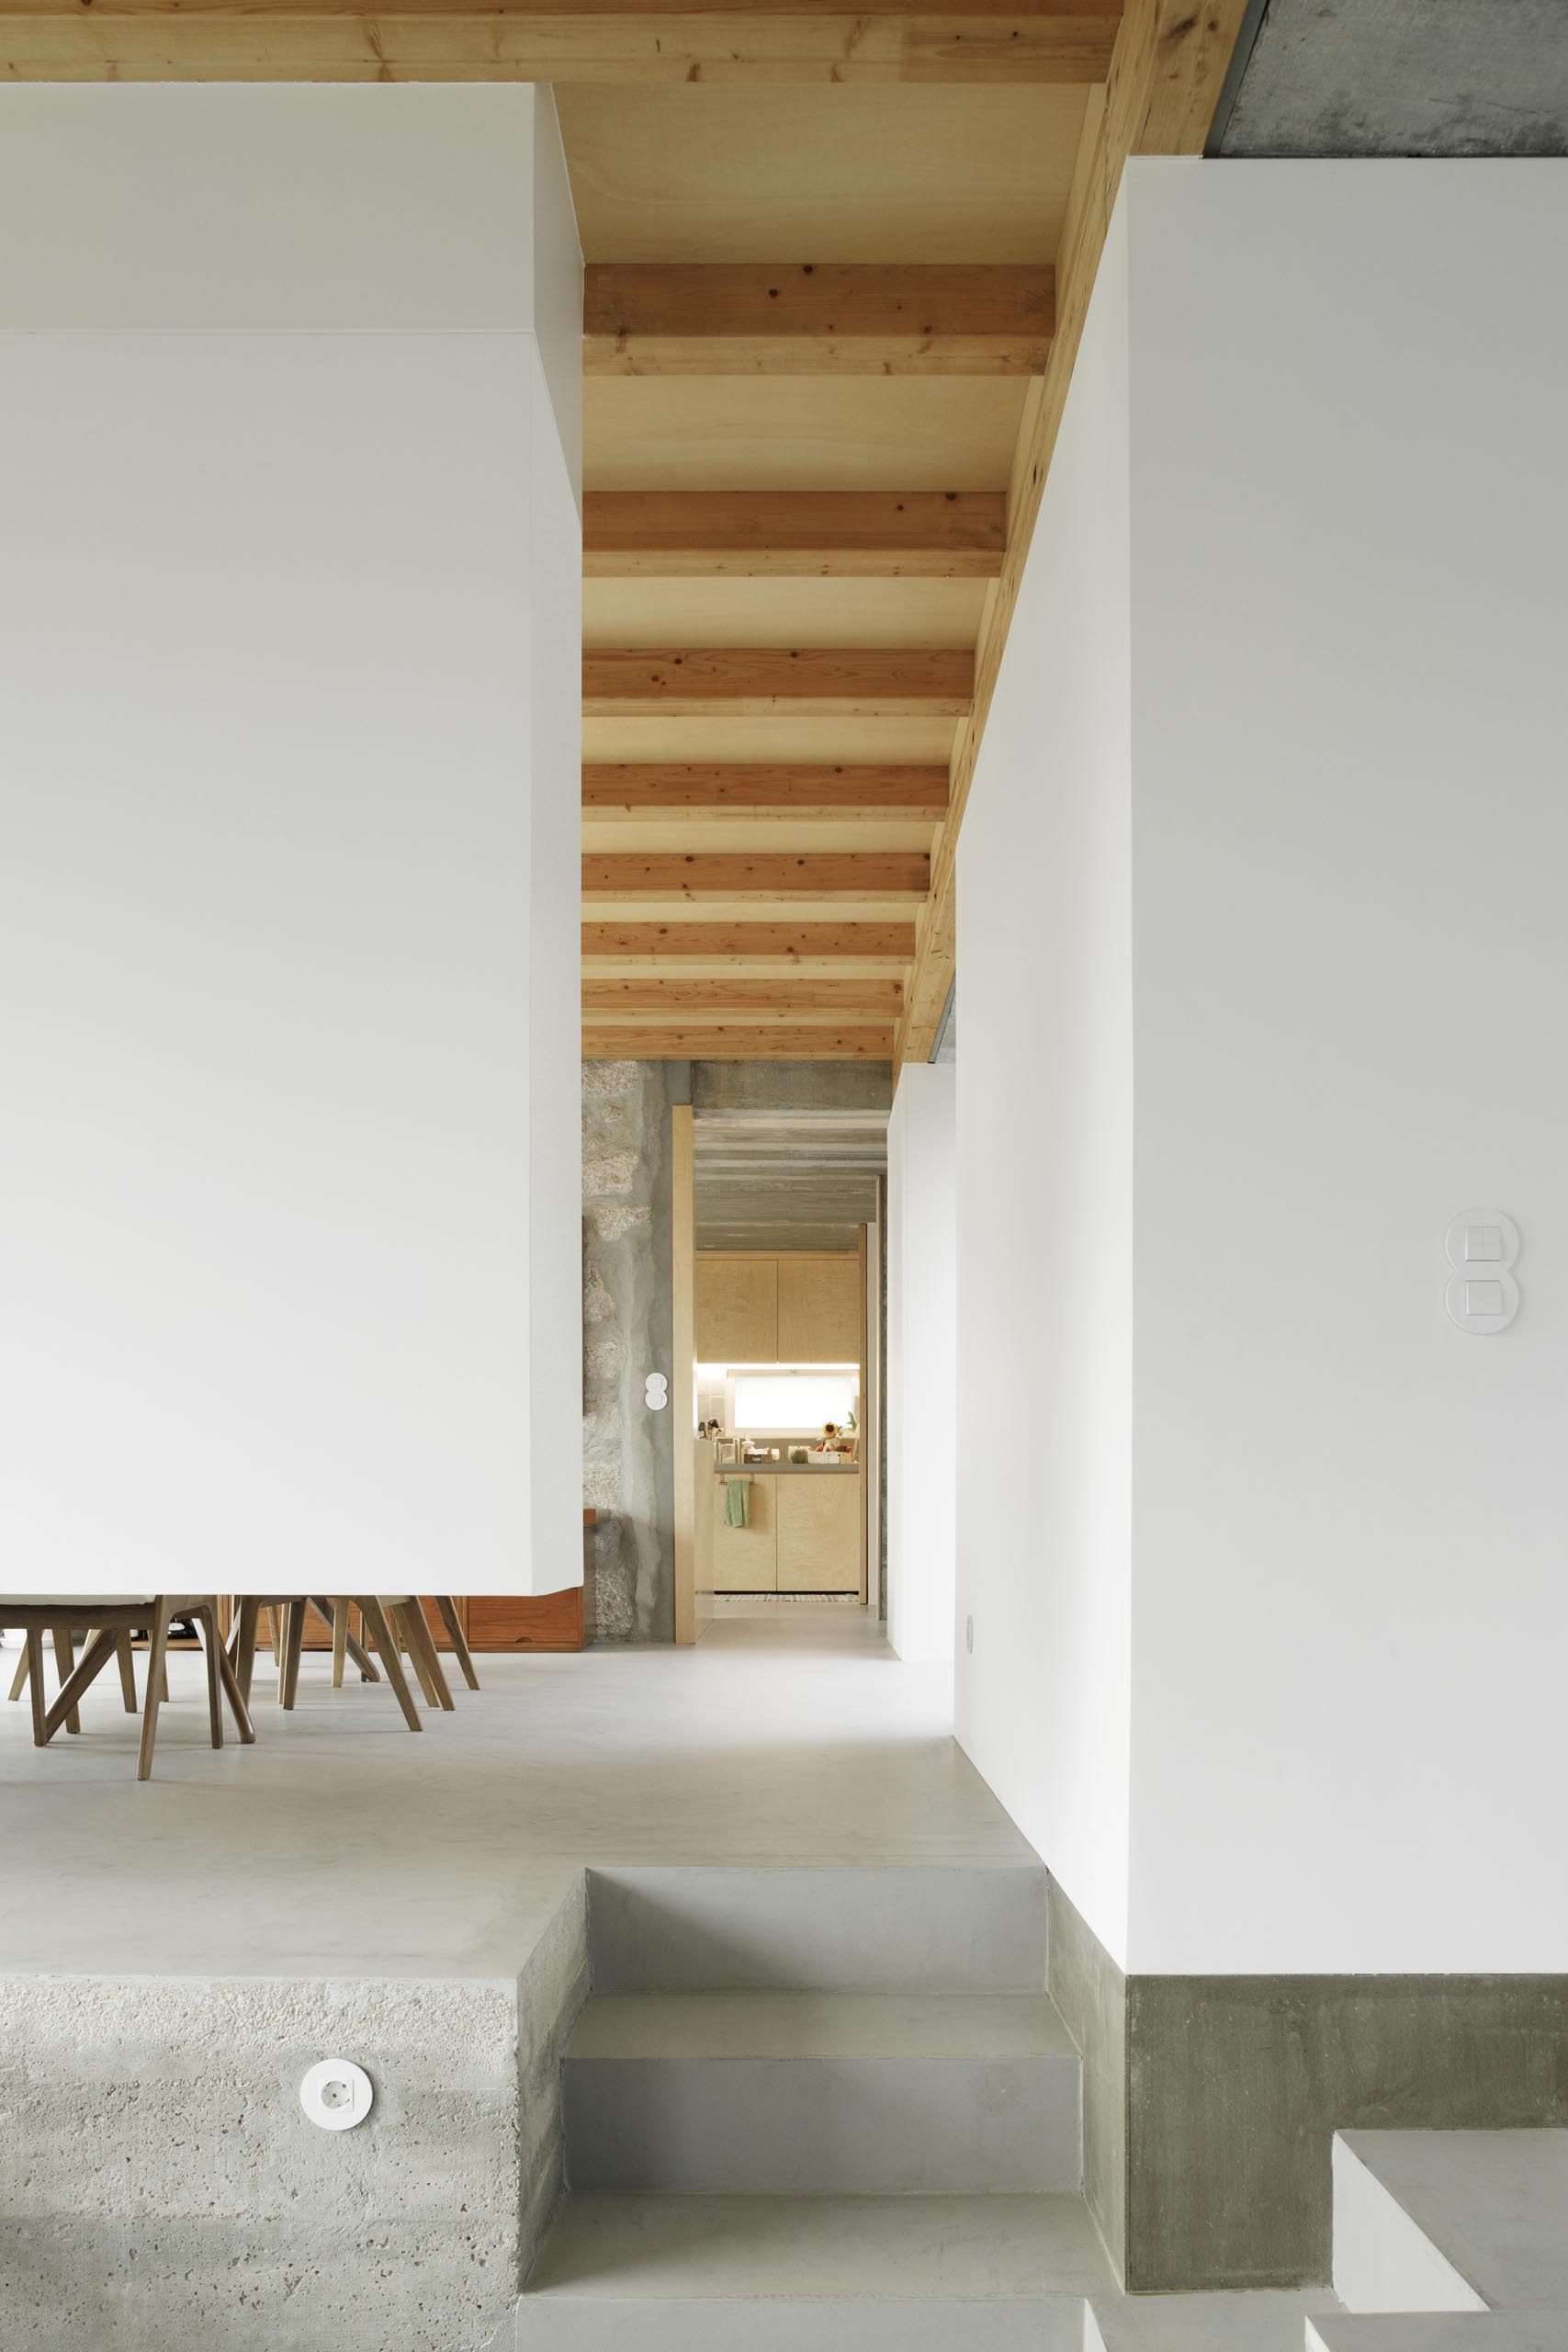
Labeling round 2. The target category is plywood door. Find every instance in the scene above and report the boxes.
[694,1253,778,1363]
[776,1253,862,1363]
[775,1474,863,1593]
[710,1474,777,1592]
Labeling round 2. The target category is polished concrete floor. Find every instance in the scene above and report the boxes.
[0,1608,1032,1978]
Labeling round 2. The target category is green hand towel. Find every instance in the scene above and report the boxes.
[724,1478,750,1529]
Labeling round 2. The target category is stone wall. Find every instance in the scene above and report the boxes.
[581,1061,686,1643]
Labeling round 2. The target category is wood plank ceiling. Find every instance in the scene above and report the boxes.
[563,2,1247,1067]
[570,74,1083,1067]
[0,0,1247,1068]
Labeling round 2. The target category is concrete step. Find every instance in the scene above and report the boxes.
[585,1864,1047,1994]
[1331,2129,1568,2318]
[561,1989,1081,2194]
[514,2190,1112,2350]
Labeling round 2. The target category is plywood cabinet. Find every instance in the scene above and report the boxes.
[709,1472,777,1592]
[776,1473,863,1594]
[777,1252,862,1363]
[694,1253,778,1363]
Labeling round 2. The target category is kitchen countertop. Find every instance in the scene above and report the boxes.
[710,1458,860,1476]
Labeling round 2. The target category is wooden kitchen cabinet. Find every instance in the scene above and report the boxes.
[709,1471,777,1592]
[776,1252,862,1363]
[775,1472,863,1594]
[694,1253,778,1363]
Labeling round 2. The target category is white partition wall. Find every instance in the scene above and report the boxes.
[886,1064,958,1665]
[0,89,583,1597]
[956,158,1568,1976]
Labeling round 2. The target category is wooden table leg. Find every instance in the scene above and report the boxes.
[138,1599,175,1782]
[434,1596,480,1692]
[357,1599,422,1732]
[115,1633,138,1713]
[8,1645,30,1704]
[331,1599,348,1689]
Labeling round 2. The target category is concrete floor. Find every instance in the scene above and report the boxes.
[0,1607,1032,1978]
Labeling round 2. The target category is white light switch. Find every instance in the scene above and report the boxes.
[1444,1210,1520,1333]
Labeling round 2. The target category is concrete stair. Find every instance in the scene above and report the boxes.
[514,1860,1103,2349]
[1310,2128,1568,2352]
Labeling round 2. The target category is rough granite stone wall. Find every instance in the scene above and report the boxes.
[0,1973,520,2352]
[581,1060,684,1643]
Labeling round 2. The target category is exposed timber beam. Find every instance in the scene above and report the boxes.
[583,1024,895,1061]
[582,922,918,970]
[0,2,1121,85]
[582,765,951,817]
[896,0,1253,1067]
[584,978,904,1016]
[583,649,973,718]
[583,492,1007,578]
[584,265,1055,376]
[582,853,931,902]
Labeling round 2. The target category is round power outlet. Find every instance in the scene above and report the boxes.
[300,2058,374,2132]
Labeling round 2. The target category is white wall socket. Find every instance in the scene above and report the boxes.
[300,2057,374,2132]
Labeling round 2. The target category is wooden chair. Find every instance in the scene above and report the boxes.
[324,1598,477,1693]
[0,1596,254,1781]
[231,1596,445,1731]
[9,1622,141,1723]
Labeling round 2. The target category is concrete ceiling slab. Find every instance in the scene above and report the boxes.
[1216,0,1568,157]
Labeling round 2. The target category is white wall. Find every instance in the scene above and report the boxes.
[954,199,1134,1964]
[954,157,1568,1977]
[0,89,584,1597]
[1123,160,1568,1973]
[886,1062,957,1664]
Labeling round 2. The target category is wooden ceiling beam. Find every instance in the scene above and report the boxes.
[585,978,904,1014]
[582,765,951,816]
[582,922,918,968]
[583,853,931,901]
[583,649,973,717]
[896,0,1255,1066]
[0,2,1121,85]
[584,265,1054,376]
[583,492,1006,578]
[583,1023,895,1061]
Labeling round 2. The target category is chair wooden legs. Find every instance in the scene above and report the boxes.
[52,1626,81,1734]
[215,1634,256,1744]
[331,1599,348,1689]
[279,1601,307,1711]
[356,1599,423,1732]
[196,1602,223,1749]
[115,1632,138,1713]
[397,1603,456,1712]
[233,1596,262,1706]
[434,1596,480,1692]
[25,1630,47,1747]
[138,1599,175,1782]
[7,1645,29,1705]
[42,1629,119,1742]
[310,1596,378,1686]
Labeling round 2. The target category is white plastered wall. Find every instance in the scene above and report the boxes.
[1123,158,1568,1973]
[953,198,1134,1965]
[0,88,584,1597]
[954,157,1568,1976]
[886,1062,958,1664]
